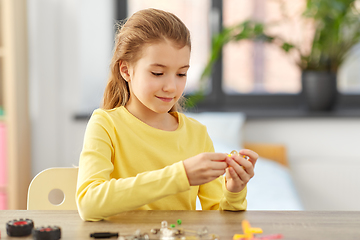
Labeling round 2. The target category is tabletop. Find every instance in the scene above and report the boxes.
[1,210,360,239]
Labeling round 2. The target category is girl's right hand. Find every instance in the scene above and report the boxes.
[183,152,228,186]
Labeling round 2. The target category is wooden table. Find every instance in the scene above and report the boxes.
[1,210,360,239]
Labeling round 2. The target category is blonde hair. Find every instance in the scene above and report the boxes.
[102,8,191,112]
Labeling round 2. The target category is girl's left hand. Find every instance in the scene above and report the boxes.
[225,149,258,193]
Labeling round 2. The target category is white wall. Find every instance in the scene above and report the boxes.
[244,118,360,211]
[28,0,114,176]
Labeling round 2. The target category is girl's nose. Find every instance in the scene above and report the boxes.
[163,76,176,92]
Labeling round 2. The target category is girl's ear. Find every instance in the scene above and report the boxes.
[119,60,131,82]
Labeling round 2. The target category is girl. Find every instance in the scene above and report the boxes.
[76,8,258,221]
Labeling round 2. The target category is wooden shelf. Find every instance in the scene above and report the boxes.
[0,0,31,210]
[0,185,6,193]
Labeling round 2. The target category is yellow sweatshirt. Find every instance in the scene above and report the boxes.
[76,106,247,221]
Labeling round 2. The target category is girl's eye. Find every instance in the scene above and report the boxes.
[178,73,187,77]
[151,72,163,76]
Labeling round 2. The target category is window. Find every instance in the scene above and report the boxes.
[199,0,360,111]
[110,0,360,114]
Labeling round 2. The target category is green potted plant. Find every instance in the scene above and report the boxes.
[188,0,360,111]
[300,0,360,110]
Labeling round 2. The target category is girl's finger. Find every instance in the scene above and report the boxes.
[237,168,251,183]
[232,155,254,177]
[226,157,252,182]
[207,152,228,161]
[238,149,258,166]
[225,167,231,182]
[211,169,226,177]
[211,161,228,170]
[228,166,241,182]
[226,157,246,176]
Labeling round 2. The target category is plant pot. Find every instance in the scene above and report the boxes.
[301,70,338,111]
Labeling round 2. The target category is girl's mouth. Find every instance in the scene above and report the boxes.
[157,96,174,102]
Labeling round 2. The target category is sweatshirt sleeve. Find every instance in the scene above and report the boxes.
[198,176,247,211]
[76,112,190,221]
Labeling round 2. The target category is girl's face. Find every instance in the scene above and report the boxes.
[122,40,190,115]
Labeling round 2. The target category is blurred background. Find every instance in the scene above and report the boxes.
[1,0,360,210]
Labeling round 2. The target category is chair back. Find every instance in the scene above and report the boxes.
[27,167,78,210]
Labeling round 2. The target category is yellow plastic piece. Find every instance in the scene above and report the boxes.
[27,167,78,210]
[230,150,239,155]
[243,220,263,234]
[233,234,246,240]
[233,220,263,240]
[228,150,250,161]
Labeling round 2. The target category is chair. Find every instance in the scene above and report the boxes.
[27,167,78,210]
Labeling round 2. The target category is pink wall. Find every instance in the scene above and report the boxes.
[0,122,7,209]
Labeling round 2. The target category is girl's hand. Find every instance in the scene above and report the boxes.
[225,149,258,193]
[183,152,228,186]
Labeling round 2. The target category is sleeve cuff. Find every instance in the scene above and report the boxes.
[175,161,191,191]
[221,177,247,210]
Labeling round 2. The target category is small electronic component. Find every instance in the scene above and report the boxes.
[6,218,34,237]
[228,150,250,161]
[90,232,119,239]
[117,229,149,240]
[149,220,218,240]
[159,220,179,238]
[113,220,218,240]
[32,226,61,240]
